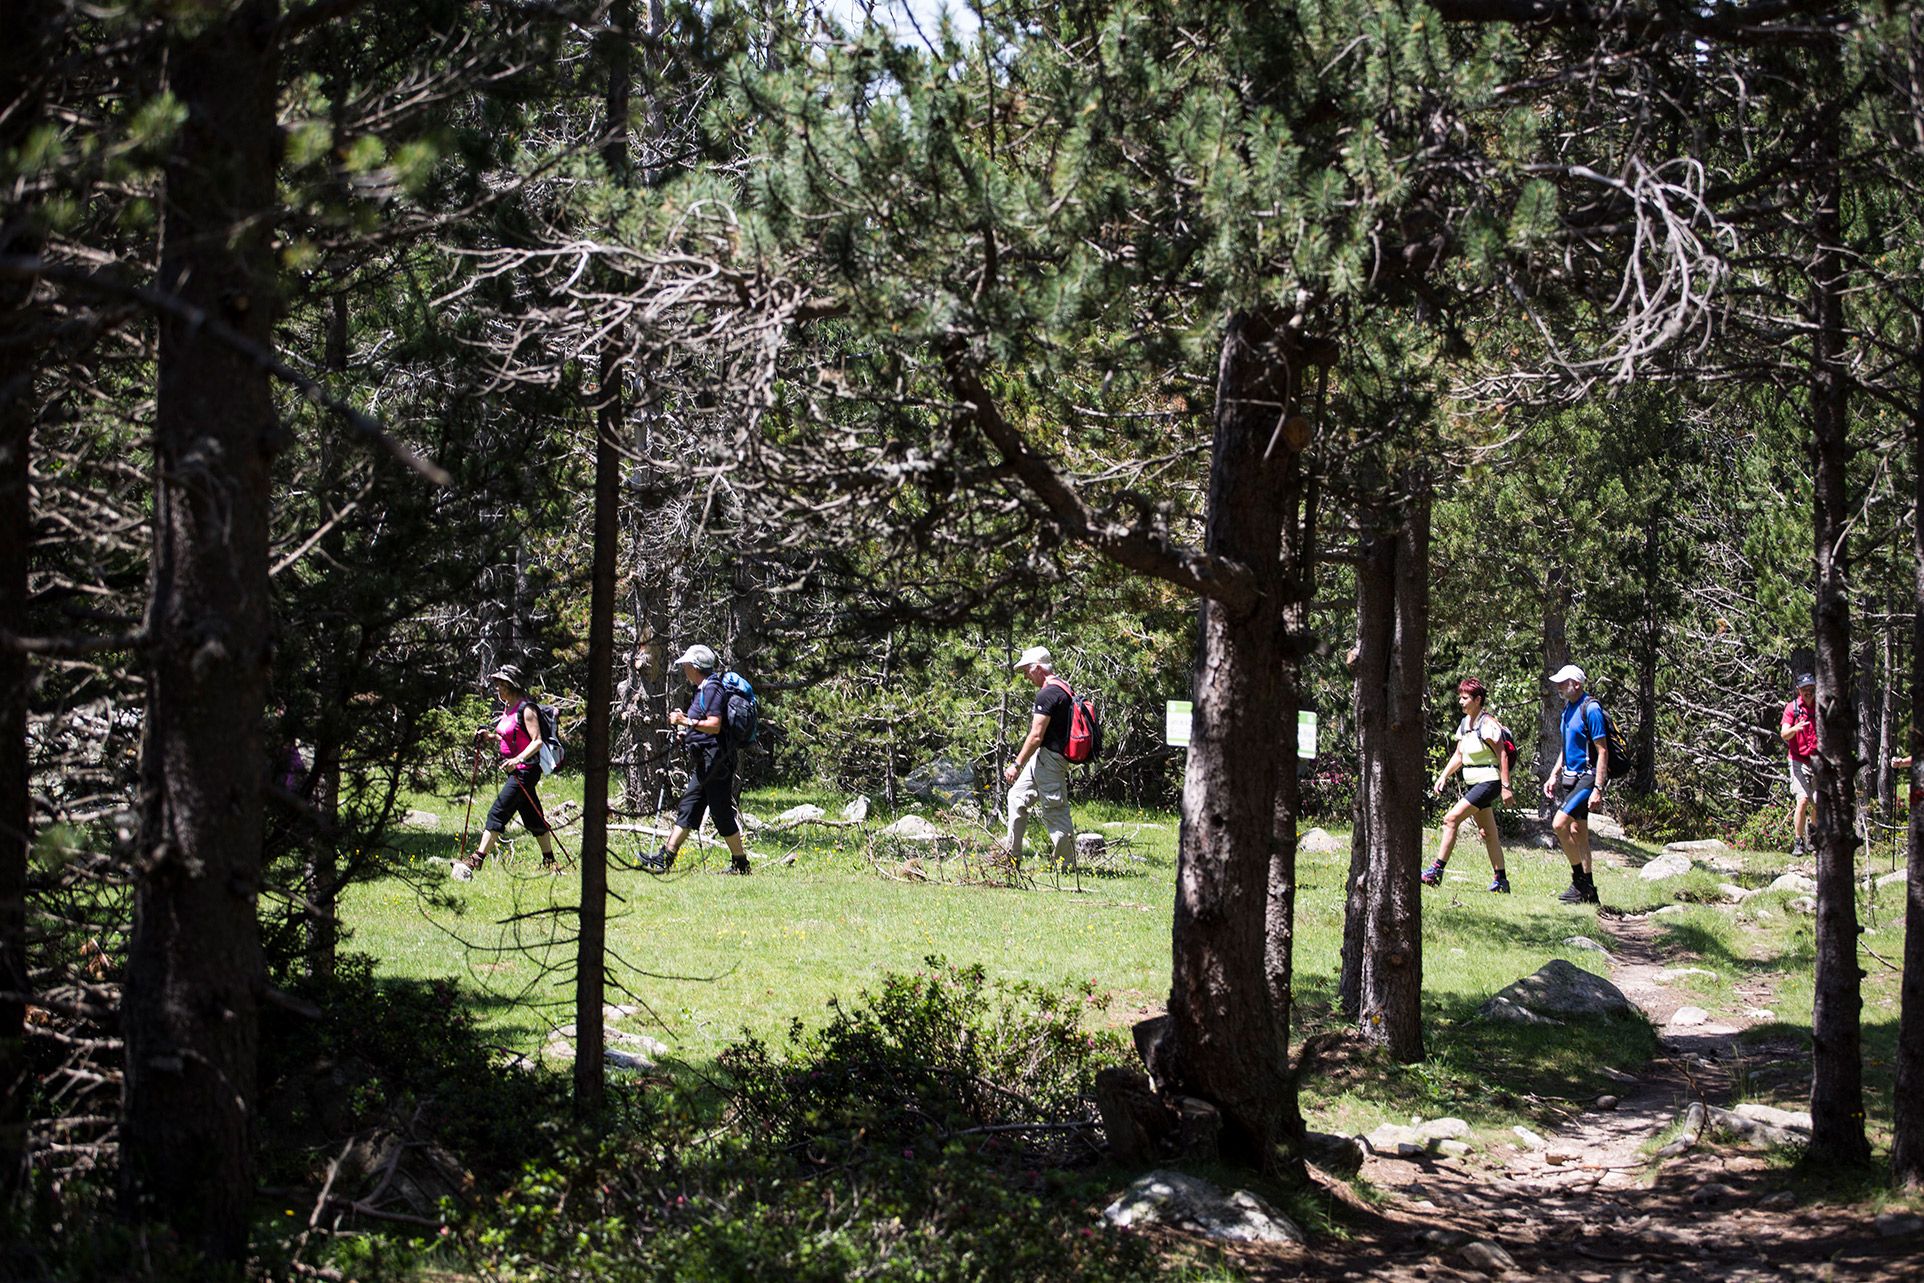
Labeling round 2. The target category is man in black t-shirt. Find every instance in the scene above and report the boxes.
[637,644,752,876]
[1002,645,1076,865]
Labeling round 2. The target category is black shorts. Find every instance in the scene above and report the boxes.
[1555,770,1597,818]
[675,743,739,838]
[1463,780,1502,810]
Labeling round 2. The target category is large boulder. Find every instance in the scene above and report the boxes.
[1477,959,1639,1024]
[1101,1170,1304,1244]
[1664,838,1733,857]
[1298,827,1345,854]
[1768,872,1818,895]
[1638,852,1694,881]
[1587,811,1626,841]
[880,814,946,842]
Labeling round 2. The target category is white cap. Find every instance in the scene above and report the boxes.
[673,644,717,671]
[1013,645,1052,670]
[1546,664,1586,685]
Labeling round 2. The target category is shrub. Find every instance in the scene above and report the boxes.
[1734,799,1797,852]
[1614,791,1713,845]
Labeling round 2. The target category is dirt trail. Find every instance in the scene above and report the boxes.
[1252,899,1914,1281]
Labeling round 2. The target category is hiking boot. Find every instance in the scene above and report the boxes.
[1420,859,1447,887]
[1488,871,1511,894]
[636,847,675,875]
[1557,872,1587,904]
[721,859,752,877]
[451,854,481,882]
[1789,837,1806,857]
[1580,872,1602,905]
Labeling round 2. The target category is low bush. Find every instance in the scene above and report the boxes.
[1733,799,1797,852]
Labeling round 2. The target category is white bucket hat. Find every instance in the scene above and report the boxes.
[1013,645,1052,670]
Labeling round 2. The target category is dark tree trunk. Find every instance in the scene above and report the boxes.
[0,1,45,1201]
[304,291,350,981]
[575,0,631,1120]
[1804,123,1870,1169]
[1163,311,1306,1174]
[122,0,280,1259]
[1633,510,1661,794]
[1339,675,1369,1018]
[1892,342,1924,1188]
[1354,481,1429,1063]
[1854,639,1877,839]
[1537,565,1571,821]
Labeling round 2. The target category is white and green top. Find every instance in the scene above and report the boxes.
[1456,712,1503,785]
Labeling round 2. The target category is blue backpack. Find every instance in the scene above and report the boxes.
[719,670,760,747]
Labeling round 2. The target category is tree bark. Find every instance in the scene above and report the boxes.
[1163,310,1305,1173]
[1633,509,1661,794]
[575,0,632,1120]
[0,0,47,1201]
[1893,341,1924,1187]
[122,0,280,1258]
[1339,662,1369,1019]
[1804,117,1870,1169]
[1354,481,1429,1063]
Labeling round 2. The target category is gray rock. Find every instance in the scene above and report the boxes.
[772,803,826,826]
[1436,1138,1473,1158]
[1479,995,1560,1026]
[1731,1102,1811,1132]
[1588,812,1626,840]
[1719,883,1755,902]
[1875,1212,1924,1238]
[840,795,871,824]
[1664,838,1734,856]
[1545,1148,1581,1166]
[1654,904,1690,916]
[1303,1130,1365,1175]
[403,809,441,829]
[1669,1006,1710,1028]
[1876,868,1908,887]
[1101,1170,1304,1244]
[1512,1125,1548,1150]
[880,814,946,841]
[1418,1117,1471,1141]
[903,758,978,807]
[1417,1227,1471,1249]
[1459,1241,1517,1274]
[1596,1095,1619,1111]
[1759,1191,1797,1210]
[1075,832,1108,862]
[1298,827,1345,854]
[1364,1122,1425,1155]
[1743,1008,1776,1021]
[1564,934,1613,956]
[1788,895,1817,914]
[1639,852,1694,881]
[1706,1105,1808,1148]
[1478,959,1639,1023]
[1690,1181,1740,1204]
[1655,967,1718,984]
[603,1048,655,1071]
[1768,872,1818,895]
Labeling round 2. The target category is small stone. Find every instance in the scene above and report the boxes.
[1595,1095,1619,1111]
[1418,1228,1471,1249]
[1564,934,1612,956]
[1756,909,1775,921]
[1459,1241,1517,1274]
[1731,1103,1812,1132]
[1653,904,1689,916]
[773,803,826,826]
[1768,872,1818,895]
[1417,1117,1471,1141]
[1690,1181,1740,1204]
[1876,868,1907,887]
[1719,883,1754,902]
[1436,1138,1473,1158]
[881,814,945,841]
[1788,895,1817,914]
[403,809,441,829]
[1298,827,1345,853]
[1669,1006,1709,1027]
[1743,1008,1776,1021]
[1665,838,1733,856]
[1545,1148,1581,1166]
[1513,1125,1547,1150]
[1874,1212,1924,1238]
[1759,1191,1797,1210]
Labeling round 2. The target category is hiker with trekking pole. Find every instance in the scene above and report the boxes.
[636,644,754,876]
[453,663,560,880]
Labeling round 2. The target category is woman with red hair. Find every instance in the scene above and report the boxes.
[1422,677,1513,892]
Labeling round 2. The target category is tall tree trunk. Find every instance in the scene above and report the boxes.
[1892,339,1924,1187]
[575,0,632,1120]
[0,2,46,1202]
[1163,311,1305,1174]
[1339,653,1369,1019]
[1537,565,1571,822]
[1355,481,1429,1063]
[122,0,280,1259]
[1634,509,1661,794]
[1805,120,1870,1169]
[305,291,350,981]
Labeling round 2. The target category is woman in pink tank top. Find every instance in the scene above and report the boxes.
[454,663,558,880]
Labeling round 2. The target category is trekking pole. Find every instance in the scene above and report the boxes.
[457,744,483,862]
[514,773,573,868]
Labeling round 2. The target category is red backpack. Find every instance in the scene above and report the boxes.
[1044,676,1103,765]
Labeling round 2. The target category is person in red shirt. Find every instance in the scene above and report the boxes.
[1779,673,1818,856]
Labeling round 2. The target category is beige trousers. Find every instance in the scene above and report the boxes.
[1006,748,1074,864]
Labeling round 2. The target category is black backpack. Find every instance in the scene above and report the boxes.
[1579,696,1629,772]
[719,671,760,748]
[517,699,565,771]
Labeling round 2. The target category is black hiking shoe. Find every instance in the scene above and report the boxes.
[1558,873,1587,904]
[721,859,752,876]
[1488,872,1511,894]
[1420,859,1447,887]
[636,847,675,875]
[1580,872,1601,904]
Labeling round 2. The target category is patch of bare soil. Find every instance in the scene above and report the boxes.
[1234,910,1913,1281]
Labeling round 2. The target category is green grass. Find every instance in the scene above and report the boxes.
[343,781,1917,1153]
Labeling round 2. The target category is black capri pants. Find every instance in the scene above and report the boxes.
[483,765,551,835]
[675,744,739,837]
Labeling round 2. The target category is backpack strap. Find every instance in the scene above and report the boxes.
[1043,675,1076,698]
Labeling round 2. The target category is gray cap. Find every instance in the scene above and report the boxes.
[674,644,718,672]
[1014,645,1052,670]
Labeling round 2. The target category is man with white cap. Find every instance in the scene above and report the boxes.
[1778,672,1818,856]
[1543,663,1607,905]
[637,643,751,876]
[1002,645,1076,867]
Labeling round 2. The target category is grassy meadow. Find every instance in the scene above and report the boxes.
[345,773,1907,1151]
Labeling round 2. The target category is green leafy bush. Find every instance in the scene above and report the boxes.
[1734,799,1796,852]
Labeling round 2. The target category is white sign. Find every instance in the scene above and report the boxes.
[1165,702,1317,759]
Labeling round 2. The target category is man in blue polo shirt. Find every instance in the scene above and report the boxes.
[1542,663,1607,905]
